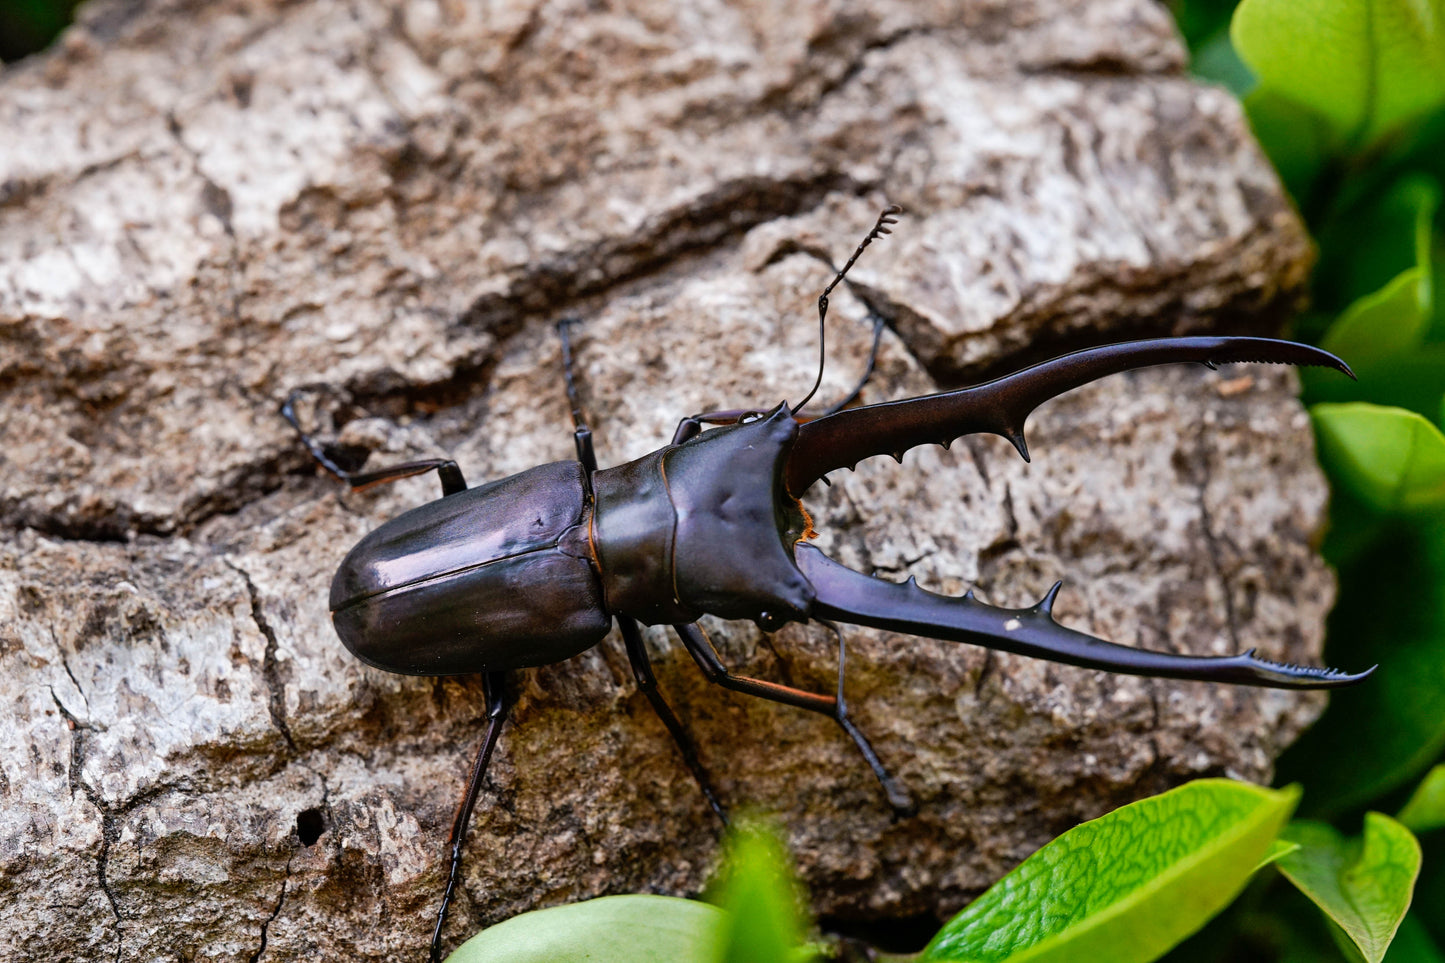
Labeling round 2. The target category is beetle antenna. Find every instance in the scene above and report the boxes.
[794,205,902,415]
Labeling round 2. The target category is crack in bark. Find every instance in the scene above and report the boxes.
[227,561,298,752]
[51,625,94,719]
[48,687,124,962]
[977,480,1022,568]
[1191,425,1243,653]
[960,437,993,488]
[456,170,864,336]
[794,24,930,110]
[869,549,938,575]
[247,854,294,963]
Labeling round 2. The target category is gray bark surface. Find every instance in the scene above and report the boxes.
[0,0,1330,960]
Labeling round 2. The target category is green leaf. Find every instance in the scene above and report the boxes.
[708,820,807,963]
[1232,0,1445,150]
[1397,766,1445,834]
[918,780,1299,963]
[1413,843,1445,952]
[1312,404,1445,513]
[444,895,725,963]
[1171,0,1245,51]
[1303,343,1445,420]
[1320,268,1432,370]
[1277,815,1423,963]
[1258,838,1303,871]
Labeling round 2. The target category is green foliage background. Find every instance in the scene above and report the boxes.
[1165,0,1445,958]
[0,0,82,63]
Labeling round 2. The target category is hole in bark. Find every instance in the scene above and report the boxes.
[296,807,325,846]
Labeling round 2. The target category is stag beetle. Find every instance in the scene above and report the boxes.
[284,207,1371,961]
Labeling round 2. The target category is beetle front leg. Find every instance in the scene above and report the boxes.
[430,670,509,963]
[673,621,913,813]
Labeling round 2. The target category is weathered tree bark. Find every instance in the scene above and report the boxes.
[0,0,1331,960]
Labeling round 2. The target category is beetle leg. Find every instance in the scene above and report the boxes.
[819,618,915,813]
[282,388,468,496]
[673,621,913,812]
[670,409,754,446]
[794,544,1372,688]
[430,671,510,963]
[617,617,728,822]
[784,336,1354,496]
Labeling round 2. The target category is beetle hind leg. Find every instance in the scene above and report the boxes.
[282,386,467,496]
[794,544,1372,689]
[431,670,510,963]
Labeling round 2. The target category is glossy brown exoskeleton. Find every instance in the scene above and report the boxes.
[285,208,1371,962]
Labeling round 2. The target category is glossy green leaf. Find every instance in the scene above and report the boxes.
[1277,815,1422,963]
[1312,404,1445,513]
[1258,838,1303,870]
[1321,268,1431,369]
[1303,175,1444,417]
[918,780,1299,963]
[1232,0,1445,149]
[708,820,806,963]
[444,895,725,963]
[1397,766,1445,834]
